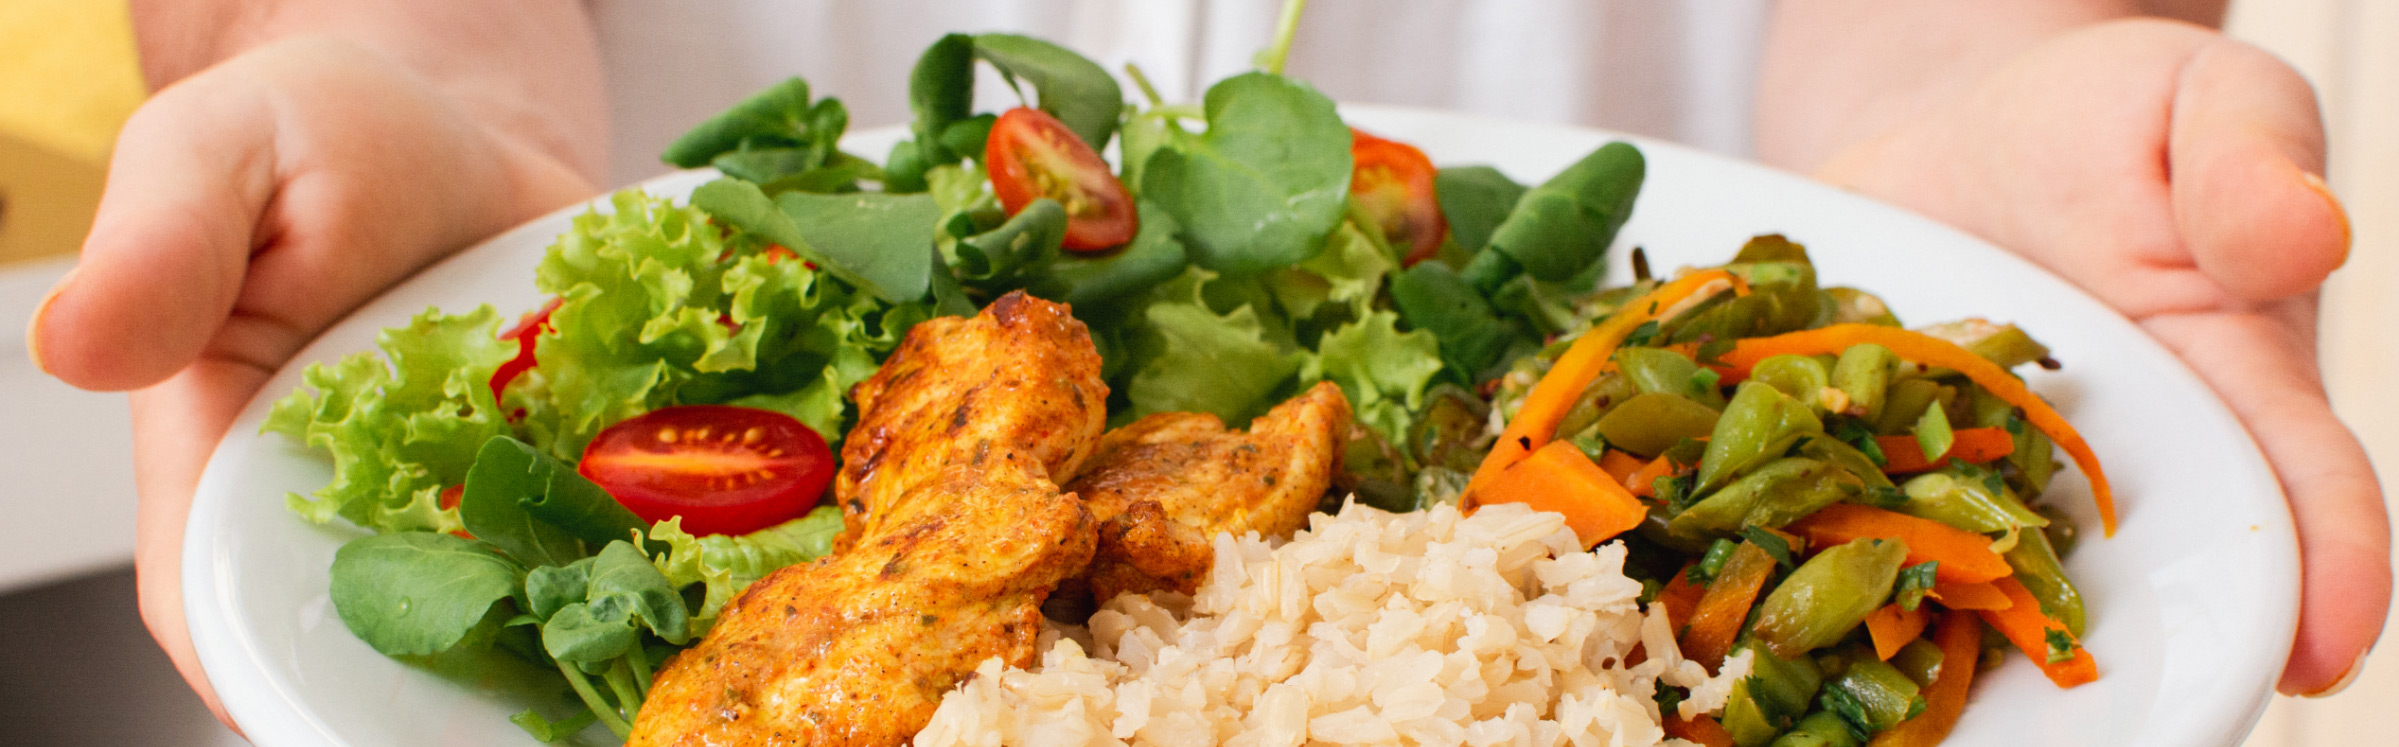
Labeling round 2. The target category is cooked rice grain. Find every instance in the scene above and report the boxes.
[915,501,1752,747]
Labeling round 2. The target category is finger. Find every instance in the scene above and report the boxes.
[31,39,595,392]
[2167,38,2350,302]
[2143,308,2390,695]
[28,68,278,390]
[131,361,275,733]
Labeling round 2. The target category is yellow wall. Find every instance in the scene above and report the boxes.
[0,0,147,265]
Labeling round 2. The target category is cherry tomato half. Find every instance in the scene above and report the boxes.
[490,297,563,398]
[986,107,1138,251]
[1349,128,1448,266]
[578,405,836,536]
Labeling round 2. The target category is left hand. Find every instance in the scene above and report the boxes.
[1775,18,2384,695]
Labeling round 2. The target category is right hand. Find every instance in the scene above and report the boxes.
[25,36,599,727]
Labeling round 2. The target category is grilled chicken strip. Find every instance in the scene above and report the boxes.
[629,292,1106,747]
[1069,381,1351,600]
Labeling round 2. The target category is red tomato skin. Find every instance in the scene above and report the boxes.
[985,107,1138,251]
[577,405,836,536]
[490,297,564,399]
[1349,128,1448,266]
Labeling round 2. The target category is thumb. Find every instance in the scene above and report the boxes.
[2167,38,2350,302]
[28,64,276,390]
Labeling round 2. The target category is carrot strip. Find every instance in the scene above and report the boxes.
[1657,564,1707,631]
[1868,610,1982,746]
[1625,452,1689,498]
[1476,440,1647,548]
[1598,449,1646,485]
[1978,576,2098,688]
[1875,427,2017,473]
[1680,542,1775,672]
[1785,504,2013,584]
[1929,580,2012,611]
[1718,324,2114,535]
[1865,603,1933,661]
[1663,714,1736,747]
[1465,269,1747,508]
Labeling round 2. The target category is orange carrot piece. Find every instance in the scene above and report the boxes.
[1785,504,2013,584]
[1869,610,1982,746]
[1718,324,2115,535]
[1625,452,1689,497]
[1657,565,1707,631]
[1598,449,1646,485]
[1978,576,2098,688]
[1929,580,2012,611]
[1875,427,2017,473]
[1465,269,1747,508]
[1680,542,1775,672]
[1663,714,1737,747]
[1476,440,1647,548]
[1865,603,1933,661]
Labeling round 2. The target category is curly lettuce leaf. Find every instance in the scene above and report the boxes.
[510,189,919,460]
[264,306,514,532]
[648,507,844,626]
[1302,310,1444,445]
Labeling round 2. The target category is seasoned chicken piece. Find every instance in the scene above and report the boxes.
[835,291,1109,539]
[1070,381,1351,600]
[629,292,1106,747]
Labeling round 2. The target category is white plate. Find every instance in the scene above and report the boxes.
[186,106,2298,746]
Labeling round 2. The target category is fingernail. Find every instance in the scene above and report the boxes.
[24,266,73,376]
[2299,171,2352,267]
[2298,649,2370,698]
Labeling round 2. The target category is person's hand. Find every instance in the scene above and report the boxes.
[25,35,599,725]
[1765,17,2384,694]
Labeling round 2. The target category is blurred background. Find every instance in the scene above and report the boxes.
[0,1,2388,744]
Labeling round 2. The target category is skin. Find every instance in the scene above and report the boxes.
[1758,0,2386,696]
[22,0,2381,730]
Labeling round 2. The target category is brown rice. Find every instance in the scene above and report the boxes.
[915,500,1753,747]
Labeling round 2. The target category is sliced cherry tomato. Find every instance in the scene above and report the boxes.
[1349,128,1448,266]
[986,107,1137,251]
[577,405,835,536]
[490,297,564,398]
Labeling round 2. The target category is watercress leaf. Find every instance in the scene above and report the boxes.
[907,34,975,165]
[470,437,655,555]
[663,78,846,178]
[1024,201,1188,309]
[586,541,691,644]
[524,560,592,621]
[329,532,525,657]
[1486,141,1644,281]
[460,437,590,567]
[956,198,1066,283]
[971,33,1124,149]
[925,246,979,317]
[687,178,874,293]
[1141,72,1351,275]
[540,600,635,664]
[1434,165,1528,253]
[938,114,997,159]
[777,191,944,304]
[710,147,823,185]
[511,707,598,743]
[1390,262,1523,376]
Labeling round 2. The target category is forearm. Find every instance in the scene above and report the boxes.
[1754,0,2226,172]
[128,0,610,181]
